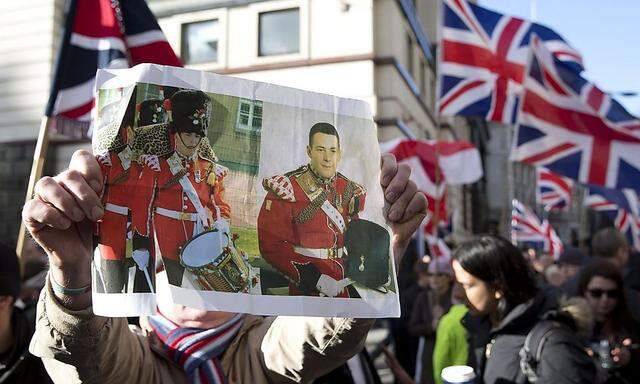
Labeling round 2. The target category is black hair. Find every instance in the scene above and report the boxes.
[308,122,340,147]
[0,241,21,300]
[577,259,635,335]
[453,236,538,318]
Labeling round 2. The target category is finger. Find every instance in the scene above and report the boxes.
[55,170,104,221]
[380,153,397,187]
[34,176,84,222]
[387,181,418,222]
[22,199,71,233]
[69,150,103,193]
[384,163,410,202]
[399,191,428,223]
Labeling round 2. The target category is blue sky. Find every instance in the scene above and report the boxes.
[480,0,640,116]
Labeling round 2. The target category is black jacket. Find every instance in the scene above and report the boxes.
[0,305,52,384]
[464,290,596,384]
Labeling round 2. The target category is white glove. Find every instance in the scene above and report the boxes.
[132,249,150,271]
[214,218,230,234]
[316,274,345,297]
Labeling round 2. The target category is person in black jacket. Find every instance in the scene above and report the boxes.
[578,260,640,384]
[452,236,595,384]
[0,241,52,383]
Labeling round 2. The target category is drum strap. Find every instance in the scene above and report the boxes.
[167,153,209,232]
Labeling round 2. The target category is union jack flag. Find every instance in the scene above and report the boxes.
[510,37,640,191]
[438,0,583,124]
[584,185,640,251]
[49,0,182,138]
[511,199,563,259]
[536,167,573,212]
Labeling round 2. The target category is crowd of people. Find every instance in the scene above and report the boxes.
[385,228,640,384]
[1,152,638,383]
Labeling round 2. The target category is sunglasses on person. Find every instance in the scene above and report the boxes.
[587,288,620,299]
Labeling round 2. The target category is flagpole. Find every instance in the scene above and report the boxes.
[15,116,53,261]
[15,0,79,264]
[433,139,442,237]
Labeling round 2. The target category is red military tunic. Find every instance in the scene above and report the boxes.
[257,165,366,297]
[132,146,231,263]
[97,146,138,261]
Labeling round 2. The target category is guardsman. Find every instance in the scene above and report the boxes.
[257,122,366,298]
[136,98,167,126]
[94,91,152,293]
[131,90,231,286]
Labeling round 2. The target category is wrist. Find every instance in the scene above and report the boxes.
[48,265,92,310]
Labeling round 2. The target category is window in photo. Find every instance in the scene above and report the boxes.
[236,99,263,133]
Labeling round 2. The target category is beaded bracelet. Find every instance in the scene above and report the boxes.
[49,275,91,296]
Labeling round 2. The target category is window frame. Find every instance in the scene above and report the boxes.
[257,7,301,57]
[235,99,263,134]
[170,9,228,72]
[248,0,309,65]
[181,19,221,65]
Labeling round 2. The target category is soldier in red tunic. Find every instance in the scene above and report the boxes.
[95,92,152,293]
[257,122,366,298]
[131,90,231,287]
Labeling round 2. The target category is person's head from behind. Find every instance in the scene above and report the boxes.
[414,260,430,288]
[557,247,586,282]
[307,122,341,179]
[592,228,629,270]
[452,236,538,320]
[427,256,453,296]
[578,260,630,326]
[0,242,20,317]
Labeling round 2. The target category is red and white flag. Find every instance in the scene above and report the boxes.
[380,138,483,233]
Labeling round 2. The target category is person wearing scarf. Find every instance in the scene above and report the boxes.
[25,151,426,383]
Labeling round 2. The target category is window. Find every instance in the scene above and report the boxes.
[420,58,427,99]
[181,20,220,64]
[258,8,300,56]
[406,34,414,78]
[236,99,263,133]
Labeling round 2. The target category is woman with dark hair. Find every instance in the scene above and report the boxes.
[452,236,595,384]
[578,260,640,384]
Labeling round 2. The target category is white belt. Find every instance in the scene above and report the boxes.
[293,246,345,259]
[155,207,198,222]
[105,203,128,215]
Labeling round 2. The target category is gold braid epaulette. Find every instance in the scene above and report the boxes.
[93,121,126,153]
[132,123,172,158]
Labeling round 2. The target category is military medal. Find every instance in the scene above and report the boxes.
[195,169,202,183]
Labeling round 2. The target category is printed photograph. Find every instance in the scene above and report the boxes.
[90,65,397,317]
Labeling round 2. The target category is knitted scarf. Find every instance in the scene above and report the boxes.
[147,311,243,384]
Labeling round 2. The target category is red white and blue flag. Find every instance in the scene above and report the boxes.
[535,167,573,212]
[380,138,483,234]
[584,185,640,251]
[48,0,182,138]
[511,199,564,259]
[438,0,583,124]
[510,37,640,191]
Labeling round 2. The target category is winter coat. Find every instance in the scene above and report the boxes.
[464,290,596,384]
[433,304,468,384]
[29,279,374,383]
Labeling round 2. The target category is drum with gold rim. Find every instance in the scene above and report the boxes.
[179,229,250,292]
